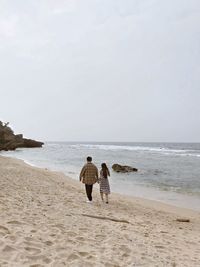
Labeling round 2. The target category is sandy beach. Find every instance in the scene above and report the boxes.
[0,156,200,267]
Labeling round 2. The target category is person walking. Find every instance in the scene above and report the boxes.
[79,156,98,203]
[99,163,111,204]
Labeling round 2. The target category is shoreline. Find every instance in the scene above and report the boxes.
[1,154,200,215]
[1,152,200,213]
[0,155,200,266]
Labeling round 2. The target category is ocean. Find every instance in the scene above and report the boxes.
[1,142,200,211]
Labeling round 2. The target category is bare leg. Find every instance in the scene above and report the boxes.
[100,192,104,202]
[105,194,109,204]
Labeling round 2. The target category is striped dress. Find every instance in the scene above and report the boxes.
[99,170,110,194]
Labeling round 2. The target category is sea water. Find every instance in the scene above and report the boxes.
[1,142,200,211]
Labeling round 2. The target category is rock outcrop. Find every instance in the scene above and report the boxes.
[0,121,44,151]
[112,164,138,173]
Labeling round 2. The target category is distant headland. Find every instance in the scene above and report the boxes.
[0,121,44,151]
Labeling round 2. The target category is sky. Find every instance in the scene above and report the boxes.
[0,0,200,142]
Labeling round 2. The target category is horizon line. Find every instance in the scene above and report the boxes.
[42,140,200,144]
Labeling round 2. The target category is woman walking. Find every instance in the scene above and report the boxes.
[99,163,111,204]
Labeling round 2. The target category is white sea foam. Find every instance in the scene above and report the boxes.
[23,159,37,167]
[69,144,200,157]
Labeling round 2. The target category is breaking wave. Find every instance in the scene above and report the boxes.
[68,144,200,157]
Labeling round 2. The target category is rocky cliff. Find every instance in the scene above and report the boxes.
[0,121,44,151]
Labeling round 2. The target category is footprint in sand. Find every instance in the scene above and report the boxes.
[104,263,120,267]
[95,234,106,241]
[5,235,16,242]
[155,245,165,249]
[66,231,77,237]
[79,227,88,231]
[24,241,43,249]
[2,245,16,253]
[44,240,53,246]
[56,246,68,253]
[30,265,45,267]
[24,237,35,242]
[78,251,89,257]
[30,229,37,233]
[67,252,80,261]
[0,226,10,237]
[7,220,23,225]
[27,254,51,263]
[76,236,85,242]
[51,261,67,267]
[25,246,41,255]
[119,244,132,254]
[51,224,65,234]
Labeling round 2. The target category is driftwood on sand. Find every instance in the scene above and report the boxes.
[82,214,130,224]
[176,218,190,223]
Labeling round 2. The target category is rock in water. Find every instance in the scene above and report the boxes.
[0,121,44,151]
[112,164,138,173]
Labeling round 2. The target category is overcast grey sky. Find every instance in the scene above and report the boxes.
[0,0,200,142]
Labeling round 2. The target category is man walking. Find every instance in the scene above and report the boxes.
[79,156,98,202]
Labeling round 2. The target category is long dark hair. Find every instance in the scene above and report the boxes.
[101,163,110,179]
